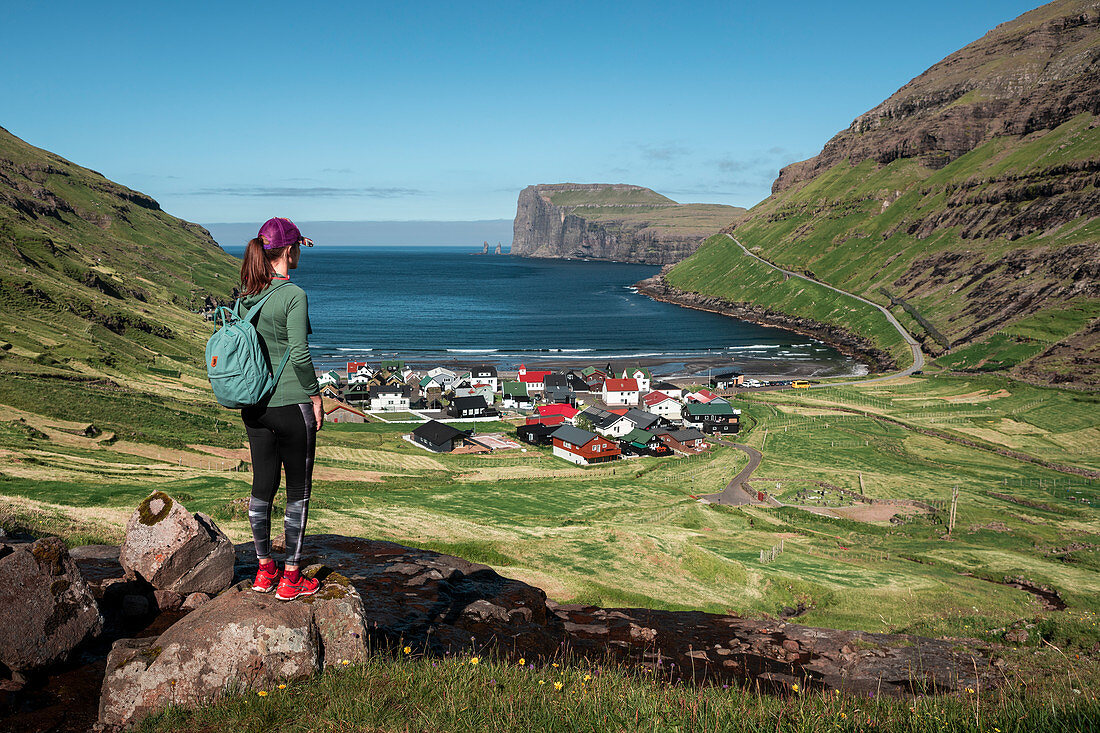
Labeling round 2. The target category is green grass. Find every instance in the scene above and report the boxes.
[140,651,1100,733]
[667,234,911,366]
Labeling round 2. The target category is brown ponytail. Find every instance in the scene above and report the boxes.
[240,237,289,296]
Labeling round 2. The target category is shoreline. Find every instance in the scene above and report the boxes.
[314,352,869,382]
[632,273,895,374]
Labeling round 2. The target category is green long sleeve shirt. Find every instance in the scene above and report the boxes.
[235,281,320,407]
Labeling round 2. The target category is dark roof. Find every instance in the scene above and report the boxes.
[413,420,467,445]
[369,384,409,397]
[451,395,488,411]
[653,381,680,391]
[578,407,620,430]
[668,428,706,442]
[711,370,744,380]
[624,408,659,429]
[550,425,599,446]
[472,365,498,377]
[518,423,557,437]
[543,373,569,389]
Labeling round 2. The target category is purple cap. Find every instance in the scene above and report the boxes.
[258,217,313,249]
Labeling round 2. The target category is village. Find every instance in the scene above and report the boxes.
[314,361,748,465]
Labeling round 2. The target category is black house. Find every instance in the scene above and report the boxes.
[412,420,470,453]
[709,371,744,390]
[447,395,496,419]
[517,423,557,446]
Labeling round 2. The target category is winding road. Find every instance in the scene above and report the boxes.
[723,233,924,384]
[697,440,767,506]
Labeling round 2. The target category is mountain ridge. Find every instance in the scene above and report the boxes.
[665,0,1099,388]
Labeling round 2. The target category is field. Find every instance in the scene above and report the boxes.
[2,366,1098,647]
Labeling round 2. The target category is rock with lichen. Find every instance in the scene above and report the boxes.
[0,536,102,681]
[118,491,234,595]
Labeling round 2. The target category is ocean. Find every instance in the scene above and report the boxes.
[221,245,864,379]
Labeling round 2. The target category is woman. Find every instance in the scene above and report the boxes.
[237,217,323,601]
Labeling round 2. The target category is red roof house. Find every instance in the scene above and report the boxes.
[537,403,579,420]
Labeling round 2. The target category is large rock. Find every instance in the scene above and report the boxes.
[281,535,563,658]
[99,569,367,727]
[119,492,234,595]
[0,537,102,680]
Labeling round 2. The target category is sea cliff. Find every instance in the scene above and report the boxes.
[511,183,744,265]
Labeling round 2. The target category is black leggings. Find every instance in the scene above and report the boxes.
[242,403,316,565]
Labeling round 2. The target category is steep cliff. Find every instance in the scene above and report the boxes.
[512,183,745,265]
[665,0,1100,387]
[0,124,240,376]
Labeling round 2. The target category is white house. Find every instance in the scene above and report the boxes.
[643,391,683,422]
[369,385,411,411]
[602,378,639,406]
[317,370,342,389]
[620,367,651,393]
[471,365,499,393]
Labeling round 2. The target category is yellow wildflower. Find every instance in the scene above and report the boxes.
[584,674,591,681]
[554,681,563,691]
[257,690,268,697]
[278,684,287,690]
[538,679,545,685]
[791,683,799,693]
[470,656,480,665]
[403,646,412,655]
[552,662,559,667]
[342,659,350,666]
[518,657,526,665]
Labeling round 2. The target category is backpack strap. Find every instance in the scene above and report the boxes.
[241,281,290,322]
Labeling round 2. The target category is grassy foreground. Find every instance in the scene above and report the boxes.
[141,650,1099,733]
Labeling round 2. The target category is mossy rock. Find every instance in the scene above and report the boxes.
[138,491,174,526]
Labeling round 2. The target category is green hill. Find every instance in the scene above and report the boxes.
[666,0,1100,388]
[0,125,239,380]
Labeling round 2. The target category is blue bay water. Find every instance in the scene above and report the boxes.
[222,245,863,378]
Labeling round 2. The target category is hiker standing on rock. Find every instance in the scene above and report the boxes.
[236,217,322,600]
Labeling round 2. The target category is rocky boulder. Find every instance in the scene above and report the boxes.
[0,537,102,681]
[279,534,564,657]
[119,491,234,595]
[99,568,367,727]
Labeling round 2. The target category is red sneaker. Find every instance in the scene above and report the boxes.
[275,572,320,601]
[252,563,282,593]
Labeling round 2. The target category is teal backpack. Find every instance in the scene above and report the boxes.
[205,284,290,409]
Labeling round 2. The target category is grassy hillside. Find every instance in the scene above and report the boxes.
[0,125,240,381]
[668,0,1099,387]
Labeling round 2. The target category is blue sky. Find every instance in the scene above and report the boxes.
[2,1,1040,225]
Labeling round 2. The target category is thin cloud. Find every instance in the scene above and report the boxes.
[321,168,355,174]
[181,185,425,198]
[638,143,690,162]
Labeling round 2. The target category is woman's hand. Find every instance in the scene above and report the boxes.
[311,395,324,431]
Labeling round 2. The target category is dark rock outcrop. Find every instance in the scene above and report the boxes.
[511,184,744,265]
[118,492,234,596]
[4,530,995,729]
[0,537,102,681]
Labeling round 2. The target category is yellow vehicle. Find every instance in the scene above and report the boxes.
[791,380,811,389]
